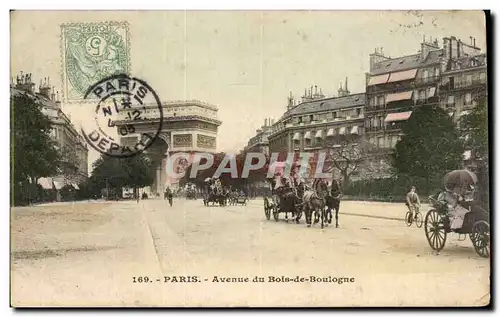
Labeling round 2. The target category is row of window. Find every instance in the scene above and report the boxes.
[292,108,363,124]
[446,92,476,106]
[370,87,436,107]
[367,135,401,149]
[445,72,487,89]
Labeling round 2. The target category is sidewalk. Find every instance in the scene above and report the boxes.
[11,201,164,307]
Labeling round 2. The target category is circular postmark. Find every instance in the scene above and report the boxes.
[81,73,164,158]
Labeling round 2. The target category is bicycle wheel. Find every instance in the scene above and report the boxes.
[405,211,413,226]
[415,210,423,228]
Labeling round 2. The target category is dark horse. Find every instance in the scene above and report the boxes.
[325,179,342,228]
[302,179,329,228]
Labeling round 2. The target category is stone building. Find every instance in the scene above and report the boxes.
[244,118,274,156]
[11,72,89,200]
[117,100,221,194]
[267,82,365,182]
[364,35,486,178]
[438,36,487,168]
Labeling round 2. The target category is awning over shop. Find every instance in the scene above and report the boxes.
[292,132,300,141]
[315,130,323,139]
[460,110,471,117]
[350,126,359,135]
[338,127,346,135]
[326,128,335,137]
[304,131,312,140]
[53,181,64,190]
[387,68,418,83]
[384,111,413,123]
[367,73,390,86]
[72,183,80,190]
[428,87,436,98]
[37,177,53,190]
[385,91,413,103]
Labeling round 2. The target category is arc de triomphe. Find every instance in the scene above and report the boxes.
[117,100,221,196]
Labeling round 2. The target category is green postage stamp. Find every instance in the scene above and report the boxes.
[60,21,131,102]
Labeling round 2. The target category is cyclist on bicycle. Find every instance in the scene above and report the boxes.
[406,186,421,220]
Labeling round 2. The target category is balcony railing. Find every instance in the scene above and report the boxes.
[414,76,440,85]
[440,78,487,91]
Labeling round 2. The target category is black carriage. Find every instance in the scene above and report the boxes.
[229,192,247,206]
[263,179,302,222]
[424,170,490,258]
[186,189,197,200]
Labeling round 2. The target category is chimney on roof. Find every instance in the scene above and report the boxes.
[50,86,56,102]
[15,71,35,94]
[369,46,390,72]
[338,77,350,97]
[421,34,440,61]
[287,91,295,111]
[39,77,51,99]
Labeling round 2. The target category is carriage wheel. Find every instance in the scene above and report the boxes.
[424,209,447,252]
[415,211,423,228]
[273,205,279,222]
[471,220,490,258]
[264,197,271,220]
[296,210,302,221]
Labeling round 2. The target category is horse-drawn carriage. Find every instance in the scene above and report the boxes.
[424,169,490,258]
[184,183,197,200]
[202,177,228,206]
[263,162,303,223]
[263,161,342,229]
[229,191,248,206]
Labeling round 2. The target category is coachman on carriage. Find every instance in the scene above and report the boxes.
[263,161,303,223]
[424,169,490,258]
[203,177,228,206]
[263,160,342,229]
[185,183,197,200]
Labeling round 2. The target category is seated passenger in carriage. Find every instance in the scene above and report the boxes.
[438,186,471,230]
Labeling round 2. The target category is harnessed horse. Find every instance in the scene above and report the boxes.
[302,179,329,228]
[325,180,342,228]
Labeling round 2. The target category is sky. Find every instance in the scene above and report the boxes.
[10,10,487,173]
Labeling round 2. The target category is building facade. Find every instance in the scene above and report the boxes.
[364,36,485,178]
[244,118,274,156]
[117,100,222,194]
[11,73,89,198]
[438,37,487,167]
[267,83,366,181]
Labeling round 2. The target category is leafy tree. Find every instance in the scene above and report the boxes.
[460,94,489,208]
[460,95,488,163]
[89,153,155,198]
[11,93,62,204]
[391,106,464,193]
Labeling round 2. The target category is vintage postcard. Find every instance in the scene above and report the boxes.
[10,10,490,307]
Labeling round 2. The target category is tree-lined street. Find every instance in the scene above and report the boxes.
[11,198,490,307]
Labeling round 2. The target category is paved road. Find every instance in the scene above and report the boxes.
[11,198,490,307]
